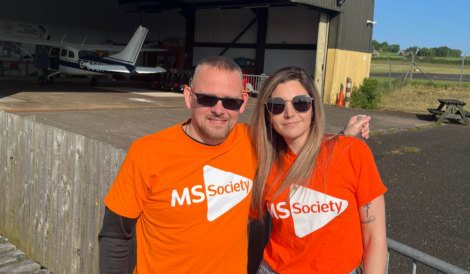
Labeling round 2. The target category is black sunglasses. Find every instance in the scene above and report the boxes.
[265,95,313,115]
[190,88,244,111]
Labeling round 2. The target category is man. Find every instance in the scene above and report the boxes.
[99,56,370,274]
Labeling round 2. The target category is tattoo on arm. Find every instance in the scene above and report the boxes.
[361,202,375,224]
[362,216,376,224]
[364,202,371,217]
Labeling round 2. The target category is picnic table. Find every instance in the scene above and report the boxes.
[427,99,469,126]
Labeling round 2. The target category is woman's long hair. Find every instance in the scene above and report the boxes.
[249,67,329,219]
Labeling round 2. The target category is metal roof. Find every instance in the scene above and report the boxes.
[118,0,343,13]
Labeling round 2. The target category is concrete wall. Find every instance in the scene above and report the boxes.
[323,49,371,104]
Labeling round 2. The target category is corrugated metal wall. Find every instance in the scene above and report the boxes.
[292,0,375,53]
[266,6,319,44]
[195,9,257,43]
[291,0,337,9]
[338,0,374,53]
[264,49,316,75]
[143,12,186,41]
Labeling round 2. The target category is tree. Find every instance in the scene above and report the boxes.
[406,46,419,55]
[372,40,380,51]
[380,42,389,52]
[418,47,430,57]
[436,46,451,57]
[451,49,462,57]
[388,44,400,53]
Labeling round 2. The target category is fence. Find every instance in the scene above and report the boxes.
[0,111,127,274]
[386,238,470,274]
[1,111,469,274]
[243,74,267,95]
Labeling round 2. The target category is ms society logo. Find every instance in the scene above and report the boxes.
[267,186,348,238]
[171,166,253,221]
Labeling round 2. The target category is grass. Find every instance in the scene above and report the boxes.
[377,83,470,113]
[370,60,470,74]
[375,51,467,61]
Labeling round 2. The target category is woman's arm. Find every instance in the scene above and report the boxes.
[359,195,387,274]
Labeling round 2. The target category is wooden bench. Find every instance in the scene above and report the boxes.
[428,99,469,126]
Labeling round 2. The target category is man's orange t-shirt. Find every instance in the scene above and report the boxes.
[105,122,257,274]
[250,136,387,274]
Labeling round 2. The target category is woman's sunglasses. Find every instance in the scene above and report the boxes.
[190,88,244,111]
[265,95,313,115]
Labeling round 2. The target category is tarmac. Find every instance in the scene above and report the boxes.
[0,77,434,150]
[0,76,469,272]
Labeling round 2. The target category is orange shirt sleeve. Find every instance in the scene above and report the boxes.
[104,146,149,219]
[352,140,387,208]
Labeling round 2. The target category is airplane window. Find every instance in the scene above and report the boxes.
[61,49,67,57]
[78,50,101,59]
[68,51,75,58]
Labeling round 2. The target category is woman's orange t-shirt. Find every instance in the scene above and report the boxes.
[250,136,387,274]
[105,121,258,274]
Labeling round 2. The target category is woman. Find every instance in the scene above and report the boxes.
[249,67,387,274]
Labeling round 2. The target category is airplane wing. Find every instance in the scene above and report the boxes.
[86,64,166,74]
[86,64,130,73]
[134,67,166,74]
[0,34,167,52]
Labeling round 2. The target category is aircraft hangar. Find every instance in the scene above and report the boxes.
[0,0,375,104]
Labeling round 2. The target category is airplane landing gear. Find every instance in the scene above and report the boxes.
[89,77,98,86]
[39,71,60,86]
[38,75,46,86]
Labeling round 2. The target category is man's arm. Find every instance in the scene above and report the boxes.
[359,195,387,274]
[99,207,139,274]
[342,115,371,139]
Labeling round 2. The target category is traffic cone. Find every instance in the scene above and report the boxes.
[336,85,345,107]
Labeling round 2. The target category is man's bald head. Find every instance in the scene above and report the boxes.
[192,56,242,87]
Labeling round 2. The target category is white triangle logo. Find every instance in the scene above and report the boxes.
[289,186,348,238]
[204,165,253,222]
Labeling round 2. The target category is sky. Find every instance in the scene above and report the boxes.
[373,0,469,56]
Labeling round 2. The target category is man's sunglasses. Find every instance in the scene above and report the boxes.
[265,95,313,115]
[190,88,244,111]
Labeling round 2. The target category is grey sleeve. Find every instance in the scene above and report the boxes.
[98,207,139,274]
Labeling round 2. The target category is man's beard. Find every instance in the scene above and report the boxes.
[198,115,233,140]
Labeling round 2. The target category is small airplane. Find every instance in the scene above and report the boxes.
[0,26,166,86]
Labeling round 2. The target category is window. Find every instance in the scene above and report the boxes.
[61,49,67,57]
[68,50,75,58]
[78,50,101,59]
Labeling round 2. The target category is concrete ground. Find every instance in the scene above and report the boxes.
[368,124,470,273]
[0,76,433,150]
[1,76,469,271]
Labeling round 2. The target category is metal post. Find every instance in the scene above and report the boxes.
[460,52,467,87]
[410,51,415,84]
[401,67,411,90]
[345,78,352,108]
[413,63,437,87]
[386,57,392,95]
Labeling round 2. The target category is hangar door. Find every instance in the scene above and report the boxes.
[264,7,329,99]
[314,12,329,100]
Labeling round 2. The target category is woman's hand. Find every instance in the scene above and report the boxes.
[342,115,371,140]
[359,195,387,274]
